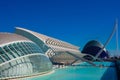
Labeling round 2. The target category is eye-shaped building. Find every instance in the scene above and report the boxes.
[0,33,52,79]
[82,40,109,59]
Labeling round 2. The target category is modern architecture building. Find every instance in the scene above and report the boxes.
[0,27,91,79]
[0,33,52,79]
[15,27,87,65]
[82,40,109,59]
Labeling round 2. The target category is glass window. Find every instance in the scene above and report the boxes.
[3,46,16,58]
[0,48,11,61]
[0,56,4,63]
[20,42,30,54]
[24,42,32,54]
[13,43,24,56]
[23,42,32,53]
[8,45,20,57]
[1,54,10,61]
[15,43,25,55]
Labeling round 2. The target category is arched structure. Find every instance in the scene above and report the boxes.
[0,33,52,79]
[15,27,87,65]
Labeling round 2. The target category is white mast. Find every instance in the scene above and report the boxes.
[116,19,119,56]
[94,19,118,60]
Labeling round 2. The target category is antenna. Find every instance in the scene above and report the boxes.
[94,19,118,60]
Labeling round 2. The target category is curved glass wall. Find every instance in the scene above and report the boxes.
[0,42,43,63]
[0,54,52,79]
[0,41,52,79]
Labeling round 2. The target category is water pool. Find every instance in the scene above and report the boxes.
[23,62,117,80]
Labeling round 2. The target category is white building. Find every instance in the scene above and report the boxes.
[0,33,52,79]
[15,27,87,65]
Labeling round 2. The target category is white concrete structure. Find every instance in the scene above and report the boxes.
[15,27,87,65]
[0,33,52,79]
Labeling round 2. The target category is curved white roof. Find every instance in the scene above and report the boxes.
[0,33,31,46]
[15,27,80,49]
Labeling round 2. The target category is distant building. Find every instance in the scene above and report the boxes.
[82,40,109,59]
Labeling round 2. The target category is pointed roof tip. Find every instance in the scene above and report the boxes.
[15,27,30,32]
[15,26,23,29]
[15,27,20,30]
[15,26,19,28]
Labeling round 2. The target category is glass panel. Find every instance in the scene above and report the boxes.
[2,54,10,61]
[8,44,21,57]
[0,57,4,63]
[14,43,24,56]
[0,48,10,61]
[8,45,19,57]
[0,54,52,79]
[22,42,31,54]
[3,46,15,59]
[18,43,27,55]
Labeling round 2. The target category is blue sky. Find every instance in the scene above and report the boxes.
[0,0,120,52]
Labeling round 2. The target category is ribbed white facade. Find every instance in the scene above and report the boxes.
[0,27,89,79]
[0,33,52,79]
[15,27,87,65]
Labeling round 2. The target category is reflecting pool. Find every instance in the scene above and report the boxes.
[24,62,117,80]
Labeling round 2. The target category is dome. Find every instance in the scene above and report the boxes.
[82,40,109,58]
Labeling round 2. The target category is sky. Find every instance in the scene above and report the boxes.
[0,0,120,53]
